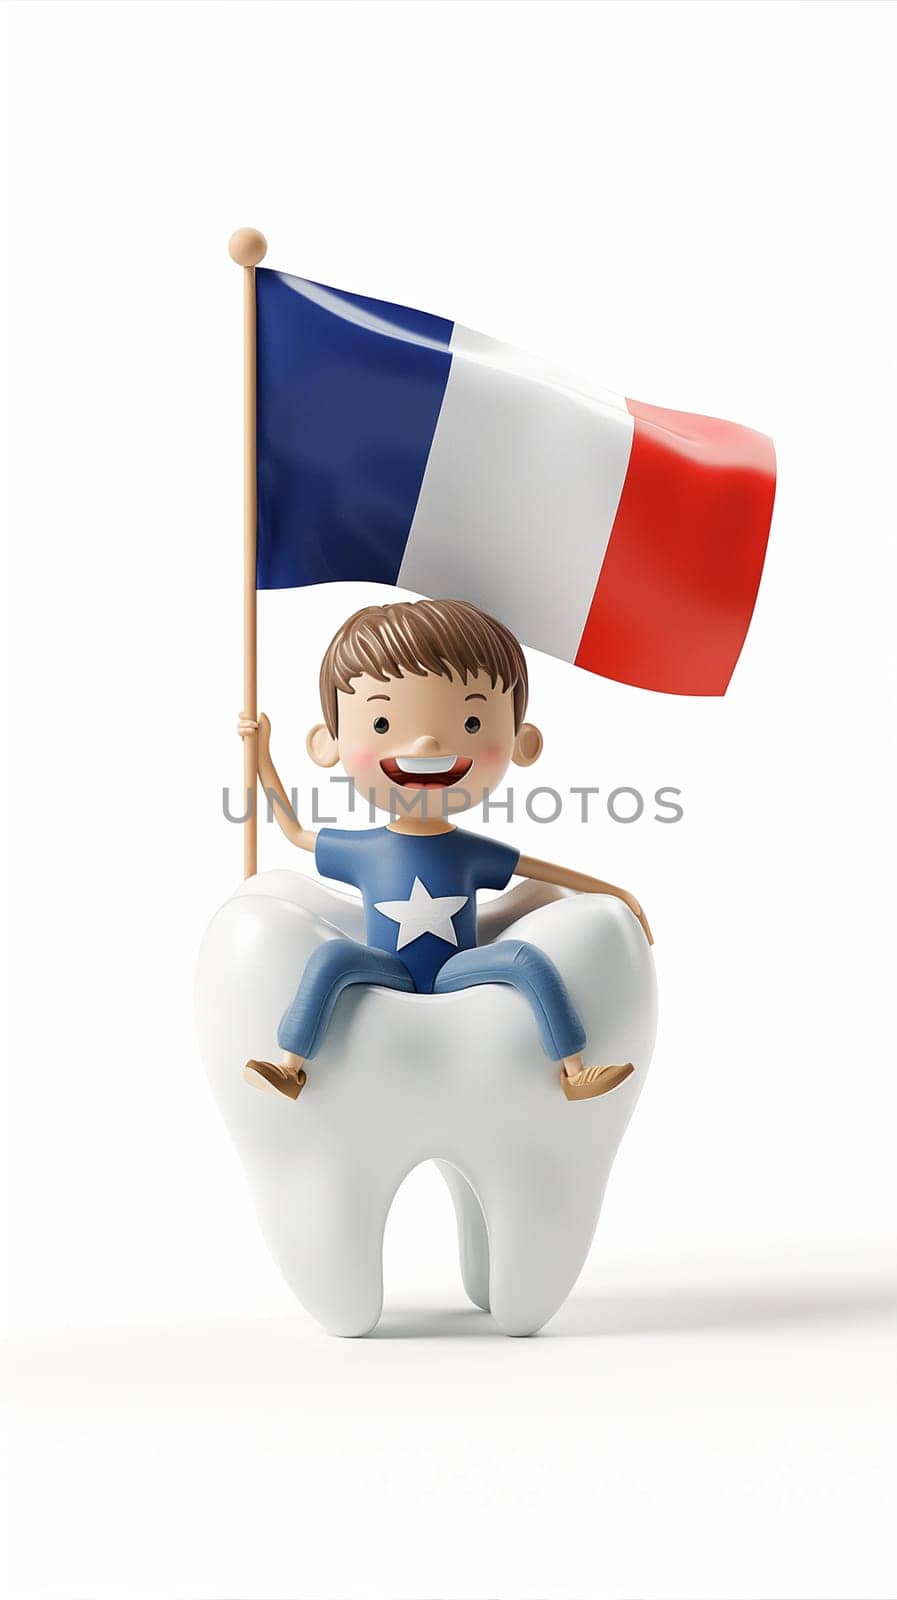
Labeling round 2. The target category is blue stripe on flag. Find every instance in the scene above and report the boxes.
[256,270,454,590]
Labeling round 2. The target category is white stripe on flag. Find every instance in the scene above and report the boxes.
[397,324,635,660]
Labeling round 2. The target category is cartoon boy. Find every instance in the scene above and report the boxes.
[239,598,652,1103]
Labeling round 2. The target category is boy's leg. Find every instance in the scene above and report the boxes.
[244,939,415,1099]
[433,941,634,1101]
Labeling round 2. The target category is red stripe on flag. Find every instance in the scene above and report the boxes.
[574,400,776,695]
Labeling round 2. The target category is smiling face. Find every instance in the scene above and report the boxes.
[308,667,542,817]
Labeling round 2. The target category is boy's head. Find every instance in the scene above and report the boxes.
[307,598,543,815]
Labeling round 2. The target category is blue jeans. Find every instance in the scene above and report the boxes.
[277,938,587,1062]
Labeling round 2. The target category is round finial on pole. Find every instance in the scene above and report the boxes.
[228,227,268,267]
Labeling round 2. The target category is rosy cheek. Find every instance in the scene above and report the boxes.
[347,748,374,771]
[482,744,503,766]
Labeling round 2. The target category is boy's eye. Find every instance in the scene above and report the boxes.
[372,715,390,734]
[464,715,481,734]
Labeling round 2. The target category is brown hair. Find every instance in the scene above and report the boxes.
[319,598,529,736]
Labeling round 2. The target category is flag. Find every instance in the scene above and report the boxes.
[255,269,775,696]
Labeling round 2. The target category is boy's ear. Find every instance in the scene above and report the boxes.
[512,721,543,767]
[306,723,340,768]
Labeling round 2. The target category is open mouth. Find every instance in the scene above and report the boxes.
[380,755,474,789]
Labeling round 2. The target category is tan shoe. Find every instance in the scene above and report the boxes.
[243,1059,307,1100]
[561,1061,634,1101]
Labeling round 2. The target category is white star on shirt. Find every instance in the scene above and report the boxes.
[374,876,469,951]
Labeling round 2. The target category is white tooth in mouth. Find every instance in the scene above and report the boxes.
[196,875,656,1337]
[394,754,458,774]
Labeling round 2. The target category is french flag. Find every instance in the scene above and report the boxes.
[256,270,775,696]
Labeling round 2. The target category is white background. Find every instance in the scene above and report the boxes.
[2,3,896,1598]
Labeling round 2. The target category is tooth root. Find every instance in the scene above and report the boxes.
[473,1163,605,1337]
[251,1158,395,1338]
[437,1161,491,1311]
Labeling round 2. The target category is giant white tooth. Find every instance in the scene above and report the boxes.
[195,874,657,1337]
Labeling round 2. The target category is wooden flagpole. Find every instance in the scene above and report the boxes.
[229,227,267,878]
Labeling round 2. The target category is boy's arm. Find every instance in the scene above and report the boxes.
[237,713,316,853]
[515,853,653,945]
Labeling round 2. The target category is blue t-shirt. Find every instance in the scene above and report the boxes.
[315,825,520,993]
